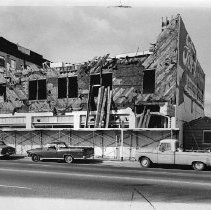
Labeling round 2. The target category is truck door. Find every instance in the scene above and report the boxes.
[44,145,57,158]
[157,142,174,164]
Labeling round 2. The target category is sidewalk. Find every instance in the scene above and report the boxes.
[99,159,140,168]
[14,155,141,168]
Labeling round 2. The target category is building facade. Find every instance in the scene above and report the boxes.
[0,15,205,158]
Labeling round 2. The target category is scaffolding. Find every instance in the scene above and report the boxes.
[0,128,179,160]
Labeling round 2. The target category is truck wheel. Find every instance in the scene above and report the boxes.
[64,155,74,164]
[192,162,205,171]
[140,157,151,168]
[32,154,40,162]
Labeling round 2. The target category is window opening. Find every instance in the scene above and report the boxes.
[0,84,6,102]
[58,77,78,99]
[68,77,78,98]
[29,80,46,100]
[203,131,211,144]
[90,73,112,97]
[58,78,67,99]
[143,70,155,94]
[0,56,5,68]
[38,80,47,100]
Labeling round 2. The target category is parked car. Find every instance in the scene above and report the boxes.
[27,142,94,163]
[135,139,211,171]
[0,141,16,157]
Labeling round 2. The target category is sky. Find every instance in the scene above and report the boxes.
[0,0,211,115]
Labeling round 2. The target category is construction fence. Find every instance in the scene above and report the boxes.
[0,128,179,160]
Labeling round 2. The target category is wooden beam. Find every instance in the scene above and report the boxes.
[142,109,150,128]
[99,87,108,128]
[95,86,105,128]
[137,106,146,128]
[105,87,112,128]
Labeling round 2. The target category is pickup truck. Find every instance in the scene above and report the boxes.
[135,139,211,170]
[26,142,94,163]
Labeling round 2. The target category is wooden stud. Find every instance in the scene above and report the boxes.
[137,113,144,128]
[142,109,150,128]
[145,112,151,128]
[99,87,108,128]
[95,86,105,128]
[105,87,112,128]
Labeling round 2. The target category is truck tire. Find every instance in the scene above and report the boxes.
[192,162,205,171]
[64,155,74,164]
[140,157,151,168]
[32,154,40,162]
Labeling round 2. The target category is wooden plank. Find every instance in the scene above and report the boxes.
[145,112,151,128]
[105,87,112,128]
[99,88,108,128]
[95,86,105,128]
[142,109,150,128]
[113,88,124,102]
[118,87,134,104]
[135,114,143,128]
[137,113,144,128]
[137,106,146,128]
[85,78,92,128]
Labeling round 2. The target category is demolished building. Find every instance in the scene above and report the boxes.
[0,14,205,159]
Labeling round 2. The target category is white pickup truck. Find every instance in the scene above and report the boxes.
[135,139,211,171]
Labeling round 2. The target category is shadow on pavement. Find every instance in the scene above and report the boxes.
[41,158,103,164]
[152,164,211,171]
[0,155,25,160]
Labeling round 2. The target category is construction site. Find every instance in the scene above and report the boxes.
[0,14,205,159]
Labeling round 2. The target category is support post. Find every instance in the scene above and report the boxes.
[92,131,95,159]
[120,129,124,161]
[115,133,118,159]
[14,131,17,150]
[101,131,104,158]
[40,131,43,147]
[130,133,132,160]
[69,130,72,145]
[136,131,139,148]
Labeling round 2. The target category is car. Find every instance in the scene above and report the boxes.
[0,141,16,157]
[26,142,94,163]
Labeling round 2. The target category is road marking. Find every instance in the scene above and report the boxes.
[0,167,210,188]
[0,184,31,190]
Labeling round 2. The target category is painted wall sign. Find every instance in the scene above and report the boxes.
[177,16,205,107]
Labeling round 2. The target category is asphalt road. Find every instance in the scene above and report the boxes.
[0,158,211,210]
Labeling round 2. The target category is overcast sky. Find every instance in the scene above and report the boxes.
[0,1,211,115]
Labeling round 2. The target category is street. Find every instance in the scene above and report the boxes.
[0,158,211,210]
